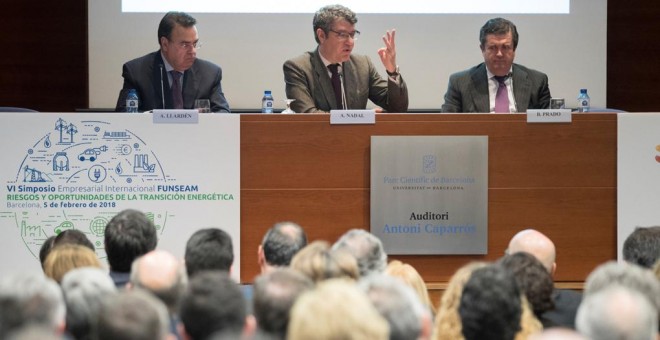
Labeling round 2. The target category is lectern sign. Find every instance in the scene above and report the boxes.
[370,136,488,254]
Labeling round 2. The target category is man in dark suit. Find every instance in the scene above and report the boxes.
[284,4,408,113]
[442,18,551,113]
[115,11,230,113]
[507,229,582,329]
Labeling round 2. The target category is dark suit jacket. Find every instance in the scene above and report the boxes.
[115,51,230,113]
[441,63,551,113]
[283,49,408,113]
[541,288,582,329]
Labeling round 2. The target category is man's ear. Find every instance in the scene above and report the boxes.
[317,28,327,43]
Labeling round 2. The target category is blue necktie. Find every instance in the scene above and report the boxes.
[170,71,183,109]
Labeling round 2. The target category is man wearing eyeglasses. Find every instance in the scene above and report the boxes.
[441,18,551,113]
[115,11,230,113]
[284,4,408,113]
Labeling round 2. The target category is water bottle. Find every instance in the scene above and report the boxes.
[261,90,274,114]
[126,89,139,113]
[577,88,590,113]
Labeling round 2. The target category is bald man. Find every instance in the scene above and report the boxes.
[130,250,186,340]
[507,229,582,329]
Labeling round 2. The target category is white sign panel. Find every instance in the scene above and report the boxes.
[371,136,488,254]
[0,112,240,279]
[617,113,660,260]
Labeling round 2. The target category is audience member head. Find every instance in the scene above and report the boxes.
[332,229,387,277]
[258,222,307,274]
[654,258,660,281]
[528,328,588,340]
[43,244,102,283]
[179,271,250,340]
[290,240,359,282]
[459,264,522,340]
[40,230,95,270]
[104,209,158,273]
[479,17,519,77]
[157,12,198,73]
[5,325,63,340]
[61,267,117,340]
[0,272,65,338]
[359,274,432,340]
[507,229,556,274]
[252,268,314,339]
[39,236,57,270]
[576,285,657,340]
[622,226,660,269]
[433,261,487,340]
[55,229,95,251]
[583,261,660,313]
[288,278,389,340]
[498,252,555,318]
[130,250,187,313]
[385,260,436,315]
[95,289,170,340]
[184,228,234,278]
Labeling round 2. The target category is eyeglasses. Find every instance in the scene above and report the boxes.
[172,40,202,50]
[329,29,360,41]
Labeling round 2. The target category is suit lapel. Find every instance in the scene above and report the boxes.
[182,64,198,109]
[470,64,490,112]
[512,65,531,112]
[152,53,170,109]
[312,49,338,110]
[342,60,357,109]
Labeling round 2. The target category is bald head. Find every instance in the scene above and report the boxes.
[130,250,186,311]
[507,229,556,275]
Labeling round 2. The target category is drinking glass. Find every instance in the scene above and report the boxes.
[281,99,296,114]
[194,99,211,113]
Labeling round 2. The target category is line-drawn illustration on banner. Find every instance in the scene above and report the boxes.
[0,112,240,278]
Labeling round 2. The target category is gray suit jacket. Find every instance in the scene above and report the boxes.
[441,63,551,113]
[283,49,408,113]
[115,51,230,113]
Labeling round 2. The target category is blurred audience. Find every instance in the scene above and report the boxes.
[258,222,307,274]
[332,229,387,277]
[61,267,117,340]
[184,228,234,278]
[622,226,660,269]
[290,240,359,282]
[288,278,389,340]
[43,244,102,283]
[386,260,437,315]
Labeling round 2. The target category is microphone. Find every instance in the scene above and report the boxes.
[159,64,165,109]
[339,69,347,110]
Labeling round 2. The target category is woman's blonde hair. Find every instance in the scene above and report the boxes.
[386,260,436,314]
[44,244,101,283]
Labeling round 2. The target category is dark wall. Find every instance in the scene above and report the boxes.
[607,1,660,111]
[0,1,657,112]
[0,1,87,112]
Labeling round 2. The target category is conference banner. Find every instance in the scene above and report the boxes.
[617,113,660,260]
[370,136,488,254]
[0,112,240,278]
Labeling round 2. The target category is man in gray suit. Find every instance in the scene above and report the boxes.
[116,11,230,113]
[284,5,408,113]
[442,18,551,113]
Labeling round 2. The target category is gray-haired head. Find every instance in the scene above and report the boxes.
[332,229,387,277]
[359,274,430,340]
[0,272,65,338]
[312,5,357,44]
[61,267,117,340]
[95,289,170,340]
[623,226,660,269]
[584,261,660,312]
[576,285,658,340]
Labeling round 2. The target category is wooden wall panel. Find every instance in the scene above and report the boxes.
[240,114,617,283]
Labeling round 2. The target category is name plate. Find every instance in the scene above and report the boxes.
[526,109,572,123]
[153,109,199,124]
[330,110,376,124]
